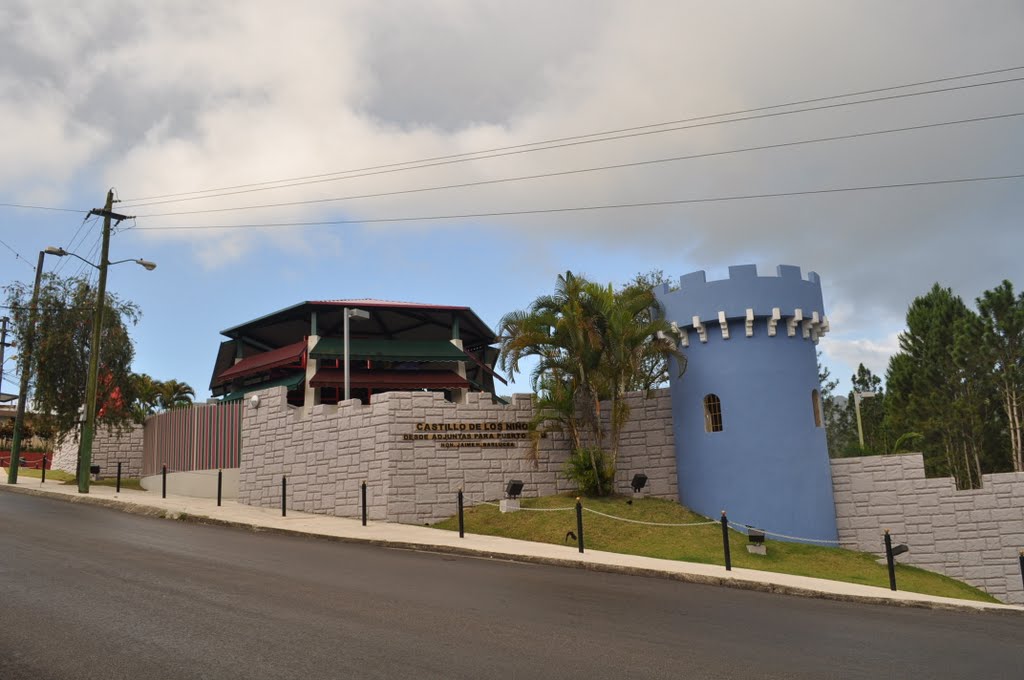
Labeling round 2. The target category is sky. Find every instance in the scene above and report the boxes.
[1,1,1023,400]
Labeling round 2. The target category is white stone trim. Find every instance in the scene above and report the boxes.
[718,311,730,340]
[745,308,754,337]
[692,316,708,343]
[768,308,781,337]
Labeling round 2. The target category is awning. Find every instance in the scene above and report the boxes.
[223,372,304,401]
[216,340,306,384]
[309,369,471,390]
[309,338,468,363]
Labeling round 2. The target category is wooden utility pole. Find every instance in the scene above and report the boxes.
[0,316,11,396]
[7,252,47,484]
[77,190,115,493]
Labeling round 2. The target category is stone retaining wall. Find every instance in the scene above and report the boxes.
[831,454,1024,605]
[239,387,678,524]
[51,424,145,479]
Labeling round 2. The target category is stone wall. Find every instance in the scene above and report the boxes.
[831,454,1024,605]
[239,387,678,524]
[50,424,145,478]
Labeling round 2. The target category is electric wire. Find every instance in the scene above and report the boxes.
[52,214,99,277]
[118,64,1024,205]
[132,172,1024,232]
[129,111,1024,218]
[0,203,88,214]
[121,74,1024,206]
[0,237,36,271]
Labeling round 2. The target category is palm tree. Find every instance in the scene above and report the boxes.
[156,379,195,410]
[498,271,685,495]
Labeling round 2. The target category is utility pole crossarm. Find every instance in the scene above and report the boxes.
[88,208,134,222]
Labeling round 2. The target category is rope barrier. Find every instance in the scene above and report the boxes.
[728,521,842,545]
[479,501,574,512]
[584,507,718,527]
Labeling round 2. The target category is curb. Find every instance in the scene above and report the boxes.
[3,484,1020,616]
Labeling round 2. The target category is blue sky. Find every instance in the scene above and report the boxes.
[2,1,1023,400]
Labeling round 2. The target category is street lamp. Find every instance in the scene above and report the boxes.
[47,243,155,493]
[343,307,369,401]
[854,391,877,449]
[7,247,64,484]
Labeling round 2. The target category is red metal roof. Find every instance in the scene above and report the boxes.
[309,369,470,390]
[216,340,306,384]
[308,299,472,311]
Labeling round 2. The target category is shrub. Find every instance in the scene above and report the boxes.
[564,447,615,496]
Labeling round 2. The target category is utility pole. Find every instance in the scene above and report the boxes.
[7,253,47,484]
[77,190,129,493]
[0,316,11,467]
[0,316,11,396]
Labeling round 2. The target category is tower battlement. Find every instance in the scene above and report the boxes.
[656,264,828,344]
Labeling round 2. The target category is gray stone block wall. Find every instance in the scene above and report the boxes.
[238,387,678,525]
[50,425,145,478]
[831,454,1024,605]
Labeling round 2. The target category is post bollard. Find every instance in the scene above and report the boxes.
[116,462,122,493]
[576,498,585,554]
[361,481,367,526]
[162,465,167,499]
[457,489,465,538]
[41,456,47,484]
[1019,550,1024,593]
[282,476,287,517]
[884,529,897,591]
[217,469,222,507]
[721,511,732,571]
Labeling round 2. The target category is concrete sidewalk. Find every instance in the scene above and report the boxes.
[3,473,1022,615]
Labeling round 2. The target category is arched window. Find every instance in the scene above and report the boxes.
[704,394,723,433]
[812,389,822,427]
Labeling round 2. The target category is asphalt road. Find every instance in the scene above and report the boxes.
[1,491,1020,679]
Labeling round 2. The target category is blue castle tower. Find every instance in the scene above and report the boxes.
[655,264,838,542]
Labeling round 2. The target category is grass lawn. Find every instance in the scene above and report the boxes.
[432,494,998,603]
[8,467,145,490]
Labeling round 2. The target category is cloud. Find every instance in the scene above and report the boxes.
[2,0,1023,386]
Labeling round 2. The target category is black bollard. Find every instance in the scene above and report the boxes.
[457,489,465,539]
[217,469,222,507]
[282,476,287,517]
[576,498,585,554]
[162,465,167,499]
[1019,550,1024,593]
[116,462,122,493]
[721,511,732,571]
[41,456,47,484]
[884,530,897,591]
[361,481,367,526]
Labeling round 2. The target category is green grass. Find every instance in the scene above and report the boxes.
[7,467,145,490]
[433,494,998,603]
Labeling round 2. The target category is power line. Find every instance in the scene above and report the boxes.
[118,65,1024,207]
[133,172,1024,231]
[53,214,99,276]
[0,237,36,271]
[129,111,1024,219]
[0,203,88,214]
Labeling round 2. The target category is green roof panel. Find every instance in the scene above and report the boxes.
[223,372,304,401]
[310,338,468,362]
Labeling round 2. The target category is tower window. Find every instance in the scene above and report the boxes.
[812,389,822,427]
[704,394,723,433]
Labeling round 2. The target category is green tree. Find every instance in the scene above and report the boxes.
[818,356,854,457]
[846,364,890,456]
[498,271,684,495]
[156,379,195,410]
[3,273,140,437]
[885,284,1001,488]
[976,281,1024,472]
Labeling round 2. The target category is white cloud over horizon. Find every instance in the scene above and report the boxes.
[2,1,1022,396]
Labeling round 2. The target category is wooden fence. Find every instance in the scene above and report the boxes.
[142,401,243,476]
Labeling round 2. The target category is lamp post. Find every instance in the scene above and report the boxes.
[47,195,153,493]
[343,307,369,401]
[7,246,65,484]
[854,390,877,449]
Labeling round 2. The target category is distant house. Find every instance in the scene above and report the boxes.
[209,299,505,407]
